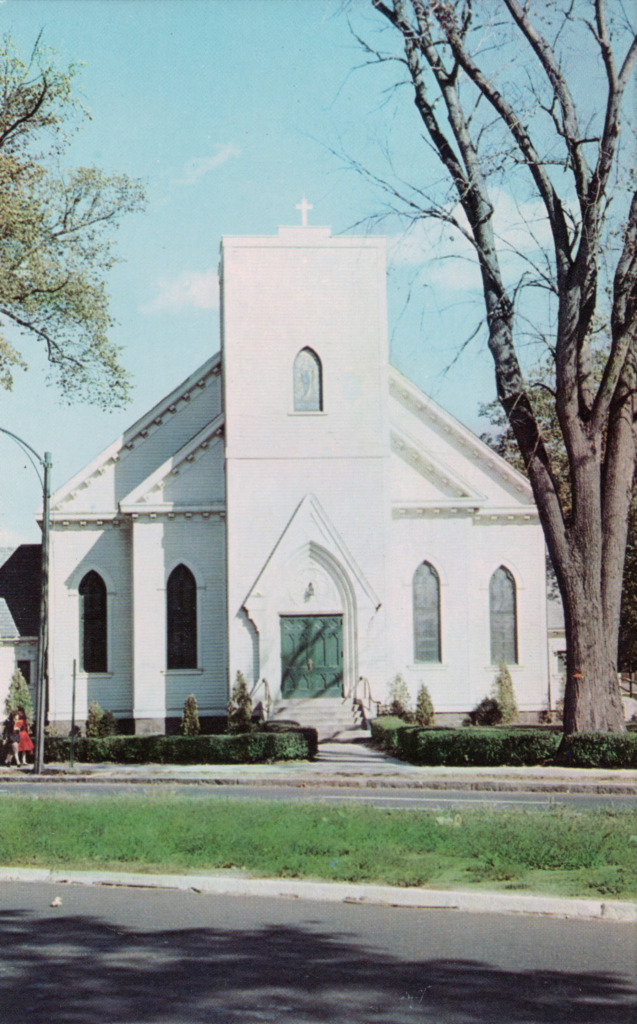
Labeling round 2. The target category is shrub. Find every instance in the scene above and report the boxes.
[557,732,637,769]
[492,664,518,724]
[86,701,117,738]
[415,683,435,726]
[370,716,409,753]
[43,730,315,765]
[261,721,319,759]
[4,668,33,726]
[467,697,503,726]
[371,720,560,766]
[386,674,411,718]
[180,694,200,736]
[227,671,253,733]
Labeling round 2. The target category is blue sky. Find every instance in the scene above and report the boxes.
[0,0,577,543]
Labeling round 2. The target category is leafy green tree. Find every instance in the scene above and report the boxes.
[369,2,637,733]
[0,34,145,406]
[4,667,33,725]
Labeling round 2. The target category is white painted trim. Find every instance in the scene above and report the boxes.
[52,353,222,509]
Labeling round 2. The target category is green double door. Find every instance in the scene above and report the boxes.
[280,615,343,699]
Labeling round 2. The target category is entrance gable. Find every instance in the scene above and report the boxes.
[241,494,380,702]
[243,493,380,618]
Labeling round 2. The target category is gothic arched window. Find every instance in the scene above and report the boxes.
[167,564,197,669]
[413,561,441,663]
[79,570,107,673]
[489,566,518,664]
[293,347,322,412]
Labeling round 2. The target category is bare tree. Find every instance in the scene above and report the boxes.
[366,0,637,734]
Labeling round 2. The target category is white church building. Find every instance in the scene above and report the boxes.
[42,220,550,735]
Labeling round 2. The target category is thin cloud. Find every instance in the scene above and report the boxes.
[141,269,220,314]
[388,188,556,294]
[176,143,241,186]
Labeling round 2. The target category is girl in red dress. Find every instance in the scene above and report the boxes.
[16,707,34,766]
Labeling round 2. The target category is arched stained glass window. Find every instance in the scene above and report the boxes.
[167,564,197,669]
[293,347,322,411]
[490,566,518,664]
[413,561,441,663]
[79,571,107,673]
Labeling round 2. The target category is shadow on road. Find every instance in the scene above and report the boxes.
[1,907,635,1023]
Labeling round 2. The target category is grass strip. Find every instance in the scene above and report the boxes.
[1,795,636,901]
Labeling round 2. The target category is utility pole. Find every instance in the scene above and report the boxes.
[0,429,51,774]
[34,451,51,774]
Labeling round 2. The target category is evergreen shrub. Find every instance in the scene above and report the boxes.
[371,720,560,765]
[370,716,412,753]
[86,701,117,737]
[558,732,637,769]
[44,729,317,765]
[227,671,253,733]
[180,694,200,736]
[492,664,518,724]
[385,674,412,718]
[261,721,319,758]
[4,668,33,725]
[415,683,435,726]
[467,697,503,726]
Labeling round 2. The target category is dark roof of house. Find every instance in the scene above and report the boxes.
[0,598,19,639]
[0,545,41,638]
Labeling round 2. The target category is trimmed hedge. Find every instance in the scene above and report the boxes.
[371,717,637,768]
[559,732,637,769]
[44,729,317,766]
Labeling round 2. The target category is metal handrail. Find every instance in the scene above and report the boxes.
[354,676,381,715]
[250,678,272,720]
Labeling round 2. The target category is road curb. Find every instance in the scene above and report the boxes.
[2,771,636,795]
[3,765,637,794]
[1,866,635,922]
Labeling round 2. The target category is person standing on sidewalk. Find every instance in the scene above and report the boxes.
[16,707,34,766]
[3,712,20,767]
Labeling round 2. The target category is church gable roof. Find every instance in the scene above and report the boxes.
[120,415,225,512]
[52,354,222,518]
[388,367,534,511]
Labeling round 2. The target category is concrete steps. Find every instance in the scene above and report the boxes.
[270,697,369,741]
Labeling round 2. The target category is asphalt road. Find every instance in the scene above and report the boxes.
[0,779,636,809]
[1,880,635,1023]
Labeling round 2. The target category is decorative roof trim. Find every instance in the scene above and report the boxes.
[119,414,224,510]
[388,366,533,500]
[390,428,486,502]
[393,503,538,520]
[52,352,222,509]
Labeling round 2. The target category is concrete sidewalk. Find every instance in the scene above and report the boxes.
[2,865,636,923]
[4,741,637,794]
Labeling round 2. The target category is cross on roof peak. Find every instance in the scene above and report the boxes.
[295,196,313,227]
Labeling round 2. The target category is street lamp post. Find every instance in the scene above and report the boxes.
[0,429,51,774]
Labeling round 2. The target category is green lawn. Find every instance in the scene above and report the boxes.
[1,795,636,901]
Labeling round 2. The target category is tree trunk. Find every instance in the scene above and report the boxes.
[559,548,625,734]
